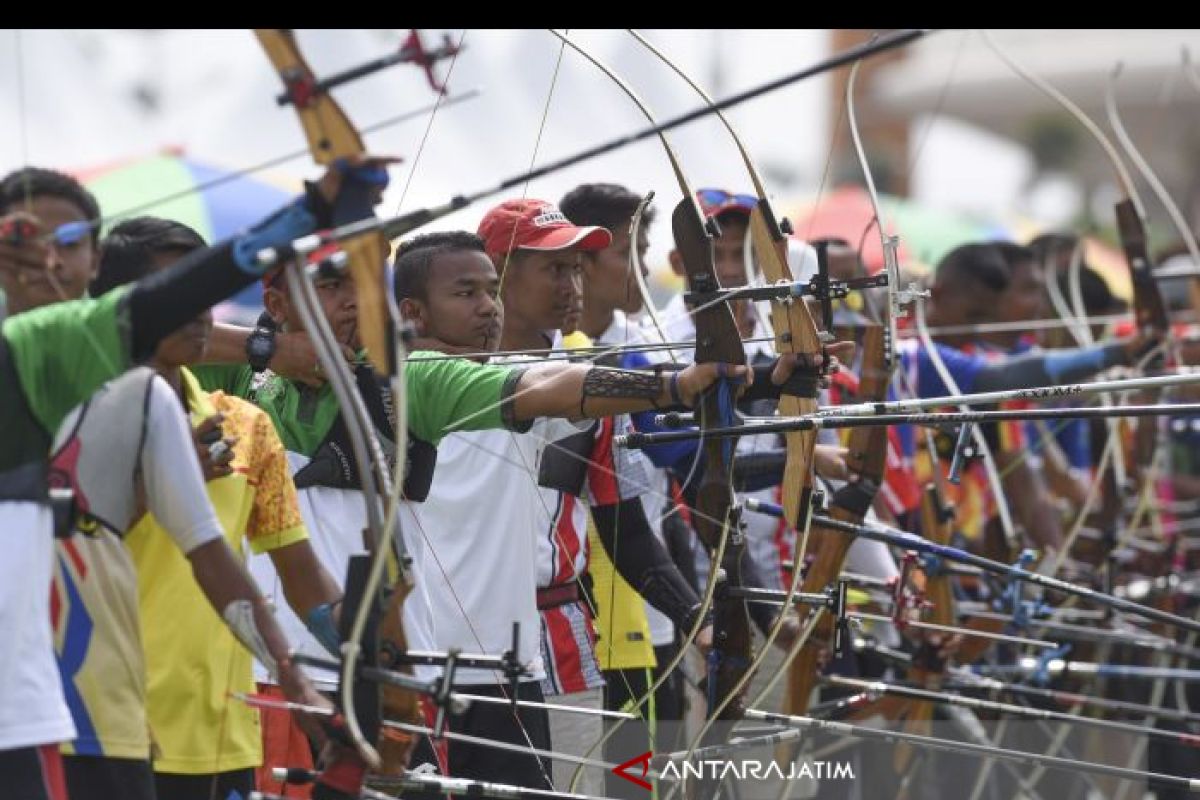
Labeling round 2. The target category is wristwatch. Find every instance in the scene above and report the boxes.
[245,311,277,374]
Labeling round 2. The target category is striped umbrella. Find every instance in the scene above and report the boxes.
[76,148,298,324]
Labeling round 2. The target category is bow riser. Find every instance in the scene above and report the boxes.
[784,325,888,716]
[1114,199,1169,340]
[748,208,820,533]
[671,199,752,725]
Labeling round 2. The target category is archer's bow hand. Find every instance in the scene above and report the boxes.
[314,155,404,212]
[1122,330,1164,364]
[0,211,55,284]
[814,445,850,481]
[770,340,856,391]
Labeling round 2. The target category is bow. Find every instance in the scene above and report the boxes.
[772,58,895,727]
[254,28,449,790]
[624,30,831,791]
[976,33,1180,796]
[547,33,750,795]
[255,29,398,377]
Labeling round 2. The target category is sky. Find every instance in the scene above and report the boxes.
[3,29,1197,274]
[0,29,904,271]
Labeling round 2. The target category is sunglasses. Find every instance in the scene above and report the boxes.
[0,218,91,247]
[696,188,757,214]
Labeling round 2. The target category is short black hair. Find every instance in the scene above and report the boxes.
[91,216,207,296]
[714,209,750,233]
[1027,232,1079,262]
[1065,265,1119,315]
[1028,232,1087,276]
[0,167,102,245]
[394,230,487,302]
[935,242,1010,293]
[1027,233,1122,314]
[559,183,654,233]
[991,241,1036,272]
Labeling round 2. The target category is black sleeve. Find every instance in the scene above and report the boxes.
[590,500,706,631]
[731,449,786,493]
[126,185,333,362]
[127,241,255,362]
[675,450,786,506]
[663,503,701,591]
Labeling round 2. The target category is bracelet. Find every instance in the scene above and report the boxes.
[669,372,683,407]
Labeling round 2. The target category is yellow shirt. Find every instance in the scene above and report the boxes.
[127,369,307,774]
[588,522,657,670]
[562,330,657,671]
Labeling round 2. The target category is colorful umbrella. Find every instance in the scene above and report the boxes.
[788,185,1010,274]
[76,149,298,324]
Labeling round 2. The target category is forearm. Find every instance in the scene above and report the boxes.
[129,196,319,361]
[591,501,705,631]
[271,540,343,618]
[973,343,1128,394]
[1034,426,1090,507]
[187,538,296,675]
[204,323,252,365]
[513,363,677,421]
[271,540,343,657]
[129,242,251,361]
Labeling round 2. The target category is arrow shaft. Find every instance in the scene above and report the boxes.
[813,514,1200,635]
[825,676,1200,749]
[620,403,1200,448]
[745,709,1200,793]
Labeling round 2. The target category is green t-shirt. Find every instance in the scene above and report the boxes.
[192,351,524,456]
[1,288,132,476]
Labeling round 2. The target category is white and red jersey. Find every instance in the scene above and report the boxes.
[536,414,650,695]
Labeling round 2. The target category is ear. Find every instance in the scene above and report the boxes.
[667,248,685,277]
[927,281,943,305]
[579,250,599,278]
[262,286,289,328]
[87,248,100,281]
[398,297,429,335]
[490,253,508,284]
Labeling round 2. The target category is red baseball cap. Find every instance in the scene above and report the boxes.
[478,199,611,258]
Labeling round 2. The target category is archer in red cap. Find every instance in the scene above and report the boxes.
[477,198,611,259]
[476,198,611,351]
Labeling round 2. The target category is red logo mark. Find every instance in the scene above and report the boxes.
[612,751,653,790]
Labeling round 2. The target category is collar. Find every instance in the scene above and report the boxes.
[180,367,216,422]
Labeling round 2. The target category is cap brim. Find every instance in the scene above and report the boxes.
[519,225,612,252]
[700,201,753,218]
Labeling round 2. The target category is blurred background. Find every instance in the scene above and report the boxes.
[3,29,1198,322]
